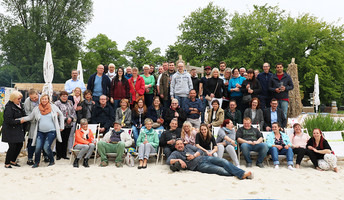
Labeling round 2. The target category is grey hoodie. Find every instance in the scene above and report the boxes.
[170,70,193,98]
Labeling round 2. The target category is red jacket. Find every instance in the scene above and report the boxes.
[128,76,145,103]
[74,128,95,146]
[110,78,130,100]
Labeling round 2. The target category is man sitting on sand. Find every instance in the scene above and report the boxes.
[97,121,133,167]
[167,139,253,180]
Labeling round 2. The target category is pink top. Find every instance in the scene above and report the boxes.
[183,129,197,146]
[290,133,310,148]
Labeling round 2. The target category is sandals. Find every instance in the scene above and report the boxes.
[10,162,21,167]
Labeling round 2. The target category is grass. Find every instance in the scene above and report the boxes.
[338,110,344,114]
[302,114,344,136]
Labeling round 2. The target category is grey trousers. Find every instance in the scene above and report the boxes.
[217,144,239,166]
[187,118,201,129]
[138,143,156,160]
[74,143,95,159]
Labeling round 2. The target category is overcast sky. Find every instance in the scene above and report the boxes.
[84,0,343,54]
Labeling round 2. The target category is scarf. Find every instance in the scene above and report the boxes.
[121,108,127,125]
[39,103,51,115]
[73,96,81,110]
[223,127,232,134]
[82,128,90,140]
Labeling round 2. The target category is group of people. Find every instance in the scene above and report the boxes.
[1,60,338,180]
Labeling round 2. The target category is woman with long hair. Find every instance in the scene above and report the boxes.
[110,67,130,112]
[132,99,147,143]
[195,124,218,157]
[68,87,84,111]
[307,128,338,172]
[290,123,310,168]
[146,96,164,133]
[243,97,264,129]
[181,121,198,151]
[241,69,261,111]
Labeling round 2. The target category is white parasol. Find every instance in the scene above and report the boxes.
[77,60,84,83]
[314,74,320,113]
[42,42,54,100]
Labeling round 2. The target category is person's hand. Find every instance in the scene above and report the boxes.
[234,87,240,92]
[179,160,187,169]
[248,89,253,94]
[210,93,215,98]
[143,141,148,144]
[110,98,114,104]
[207,151,213,156]
[75,106,82,111]
[160,94,164,99]
[280,86,286,91]
[20,119,25,124]
[99,127,105,133]
[168,139,175,145]
[67,118,72,124]
[139,124,142,128]
[171,97,174,100]
[231,140,237,147]
[275,88,281,93]
[266,126,271,131]
[236,83,241,88]
[246,84,250,89]
[284,145,289,150]
[187,154,195,160]
[207,124,212,128]
[145,88,150,93]
[308,146,315,151]
[92,101,95,105]
[224,82,229,86]
[276,145,283,150]
[60,129,64,132]
[174,112,179,118]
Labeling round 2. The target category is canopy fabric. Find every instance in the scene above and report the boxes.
[314,74,320,112]
[42,42,54,100]
[77,60,84,83]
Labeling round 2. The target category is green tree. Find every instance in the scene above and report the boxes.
[175,2,229,67]
[0,0,93,83]
[82,33,128,80]
[124,36,164,69]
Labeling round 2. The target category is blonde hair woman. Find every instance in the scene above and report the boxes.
[181,121,198,152]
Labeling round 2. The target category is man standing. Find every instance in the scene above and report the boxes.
[159,119,182,159]
[124,66,132,80]
[170,61,193,108]
[65,69,86,94]
[156,64,166,96]
[97,121,133,167]
[190,69,200,97]
[263,98,287,131]
[106,63,116,81]
[236,117,268,168]
[199,66,212,123]
[257,62,273,109]
[219,61,227,79]
[269,63,294,118]
[91,95,114,135]
[184,89,204,129]
[160,61,176,109]
[87,64,111,102]
[167,139,253,179]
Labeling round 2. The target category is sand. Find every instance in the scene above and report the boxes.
[1,154,344,200]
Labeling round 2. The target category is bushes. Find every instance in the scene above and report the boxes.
[303,114,344,136]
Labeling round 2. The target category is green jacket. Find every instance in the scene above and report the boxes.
[140,74,155,94]
[136,127,159,150]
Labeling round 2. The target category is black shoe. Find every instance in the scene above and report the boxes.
[83,158,89,168]
[10,162,21,167]
[4,165,12,168]
[32,163,39,168]
[44,157,50,163]
[73,158,79,168]
[62,156,69,160]
[170,161,182,172]
[138,165,143,169]
[56,156,61,160]
[27,160,34,166]
[48,162,55,166]
[256,163,264,168]
[246,163,252,168]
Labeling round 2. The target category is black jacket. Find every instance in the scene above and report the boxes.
[163,107,187,129]
[263,108,287,130]
[87,73,111,97]
[241,79,262,98]
[132,110,147,127]
[91,102,114,133]
[1,101,26,143]
[269,73,294,100]
[159,128,182,150]
[76,100,94,123]
[191,76,200,96]
[204,77,227,98]
[147,105,164,123]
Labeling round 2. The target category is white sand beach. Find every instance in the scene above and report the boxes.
[0,154,343,200]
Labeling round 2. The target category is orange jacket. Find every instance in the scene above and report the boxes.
[74,128,94,146]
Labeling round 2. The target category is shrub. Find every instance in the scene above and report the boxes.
[303,114,344,137]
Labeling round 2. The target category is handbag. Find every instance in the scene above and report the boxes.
[131,79,144,103]
[125,153,135,167]
[205,81,219,102]
[242,94,252,103]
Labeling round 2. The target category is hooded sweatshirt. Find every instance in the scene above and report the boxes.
[170,70,193,98]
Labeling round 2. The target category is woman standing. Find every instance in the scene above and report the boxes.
[21,94,64,167]
[195,124,218,157]
[136,118,159,169]
[54,91,76,160]
[307,129,338,172]
[241,69,261,110]
[266,122,295,170]
[290,123,310,168]
[132,99,147,143]
[128,67,145,106]
[204,68,227,108]
[243,97,264,129]
[222,68,232,109]
[2,91,25,168]
[110,67,130,112]
[228,68,246,114]
[216,119,239,167]
[115,99,132,128]
[140,65,155,108]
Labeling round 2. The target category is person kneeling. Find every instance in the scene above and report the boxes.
[167,139,253,180]
[73,118,96,167]
[97,121,133,167]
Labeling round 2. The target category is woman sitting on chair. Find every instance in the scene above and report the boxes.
[266,122,295,170]
[195,124,218,157]
[115,99,132,128]
[307,128,338,172]
[132,99,147,143]
[72,118,96,168]
[290,123,310,168]
[216,119,239,167]
[206,99,224,129]
[136,118,159,169]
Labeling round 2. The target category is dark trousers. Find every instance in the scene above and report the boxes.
[144,94,154,108]
[230,96,244,116]
[307,149,320,168]
[5,142,23,165]
[56,127,71,158]
[259,96,271,110]
[293,148,308,165]
[27,139,36,160]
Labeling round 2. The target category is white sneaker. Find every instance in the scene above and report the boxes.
[236,164,241,169]
[288,165,295,171]
[274,165,279,169]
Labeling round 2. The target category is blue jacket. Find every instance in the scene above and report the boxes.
[257,72,273,97]
[228,76,246,97]
[147,105,164,123]
[183,98,204,119]
[124,73,132,80]
[269,72,294,100]
[266,132,292,148]
[87,73,111,97]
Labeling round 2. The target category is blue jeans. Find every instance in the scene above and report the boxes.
[27,138,36,160]
[268,147,294,166]
[144,94,154,108]
[240,143,268,164]
[196,156,245,179]
[132,125,141,143]
[278,100,288,119]
[113,99,120,115]
[175,96,188,110]
[34,131,56,164]
[201,96,208,124]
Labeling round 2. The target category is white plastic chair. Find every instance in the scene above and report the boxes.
[322,131,344,158]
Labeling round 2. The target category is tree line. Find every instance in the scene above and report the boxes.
[0,1,343,106]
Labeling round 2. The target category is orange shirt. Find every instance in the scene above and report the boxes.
[74,128,94,146]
